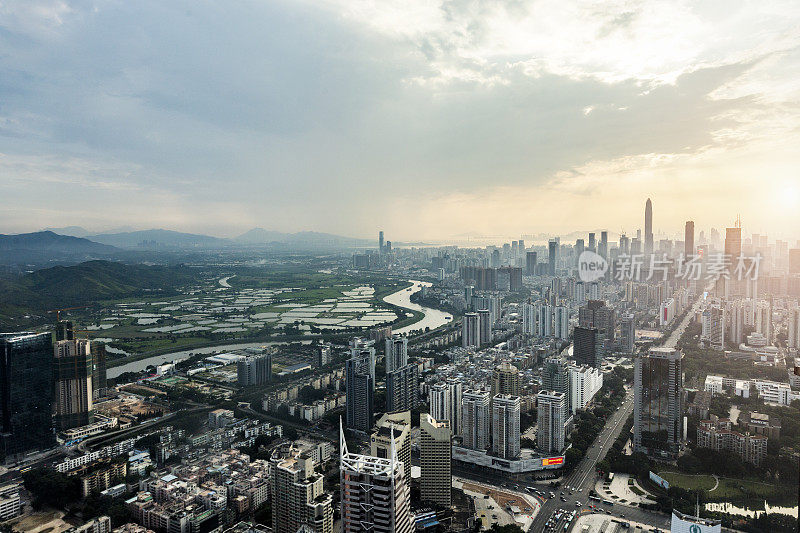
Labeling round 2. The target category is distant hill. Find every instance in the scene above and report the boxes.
[234,228,372,248]
[0,231,118,264]
[43,226,91,238]
[0,260,198,328]
[86,229,229,249]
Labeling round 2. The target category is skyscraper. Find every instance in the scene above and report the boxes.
[573,326,599,368]
[522,302,536,336]
[477,309,492,346]
[599,231,608,259]
[271,446,333,533]
[537,390,566,454]
[461,390,490,451]
[526,251,537,276]
[588,233,596,253]
[55,320,74,342]
[462,312,479,348]
[237,352,272,386]
[634,347,683,459]
[429,379,462,436]
[491,362,520,397]
[90,342,108,400]
[788,307,800,350]
[340,423,412,533]
[685,221,695,257]
[538,303,553,337]
[568,365,603,415]
[548,239,558,276]
[491,395,521,459]
[644,198,653,256]
[370,411,412,483]
[619,314,636,353]
[0,332,55,458]
[419,414,452,507]
[346,343,375,432]
[384,335,408,374]
[378,231,384,254]
[553,306,570,340]
[542,355,569,399]
[386,364,418,412]
[53,338,94,431]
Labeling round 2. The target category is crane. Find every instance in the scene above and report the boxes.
[47,306,91,322]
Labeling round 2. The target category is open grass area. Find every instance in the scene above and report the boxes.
[658,471,788,502]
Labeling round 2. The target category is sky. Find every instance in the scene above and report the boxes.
[1,0,799,243]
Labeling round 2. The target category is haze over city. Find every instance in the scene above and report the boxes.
[1,1,800,240]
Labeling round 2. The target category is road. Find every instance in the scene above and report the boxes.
[529,294,704,532]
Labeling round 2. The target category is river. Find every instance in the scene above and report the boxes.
[108,279,449,378]
[382,279,452,334]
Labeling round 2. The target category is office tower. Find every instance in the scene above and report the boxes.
[630,237,642,256]
[429,380,462,436]
[461,390,490,450]
[462,312,479,348]
[55,320,74,342]
[588,233,596,253]
[553,306,570,340]
[0,333,55,457]
[90,342,108,400]
[346,346,375,432]
[386,364,418,412]
[619,234,630,255]
[619,314,636,353]
[477,309,492,346]
[54,339,94,431]
[379,231,384,254]
[598,231,608,259]
[522,302,536,336]
[491,395,521,459]
[237,352,272,386]
[573,327,599,368]
[568,365,603,415]
[491,362,520,397]
[419,414,452,506]
[788,307,800,350]
[526,251,538,276]
[685,221,695,257]
[548,239,558,276]
[271,446,333,533]
[317,344,331,367]
[790,249,800,274]
[575,239,585,264]
[579,300,616,343]
[384,335,408,373]
[538,304,553,337]
[725,225,742,258]
[727,301,744,346]
[634,347,683,459]
[340,424,412,533]
[371,411,412,483]
[644,198,653,256]
[537,390,566,454]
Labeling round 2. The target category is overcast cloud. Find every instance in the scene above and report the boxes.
[1,0,799,241]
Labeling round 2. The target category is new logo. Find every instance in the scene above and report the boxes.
[578,251,608,282]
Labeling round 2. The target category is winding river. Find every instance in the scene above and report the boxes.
[108,279,448,378]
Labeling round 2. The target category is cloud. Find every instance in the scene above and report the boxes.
[0,0,798,240]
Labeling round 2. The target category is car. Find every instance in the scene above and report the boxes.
[561,497,567,502]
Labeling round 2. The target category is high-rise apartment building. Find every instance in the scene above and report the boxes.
[317,344,331,367]
[553,306,570,340]
[538,304,553,337]
[461,390,490,451]
[788,307,800,350]
[462,312,479,348]
[634,347,683,459]
[384,335,408,374]
[340,424,412,533]
[526,251,537,276]
[386,364,418,412]
[548,239,558,276]
[346,343,375,432]
[491,395,521,459]
[477,309,492,346]
[522,302,536,336]
[271,446,333,533]
[429,379,462,436]
[491,362,520,397]
[0,332,55,458]
[237,352,272,386]
[578,300,615,344]
[419,414,452,507]
[619,314,636,353]
[598,231,608,259]
[54,338,94,430]
[537,390,566,454]
[542,355,569,398]
[370,411,412,483]
[568,365,603,415]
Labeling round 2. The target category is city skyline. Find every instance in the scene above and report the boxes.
[1,2,799,240]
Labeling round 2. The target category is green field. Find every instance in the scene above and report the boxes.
[658,471,788,501]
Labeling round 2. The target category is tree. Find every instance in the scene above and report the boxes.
[489,525,524,533]
[22,468,81,509]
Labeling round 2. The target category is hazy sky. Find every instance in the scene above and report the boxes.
[1,0,799,242]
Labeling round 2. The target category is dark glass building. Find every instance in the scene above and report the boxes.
[573,326,599,368]
[0,332,55,458]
